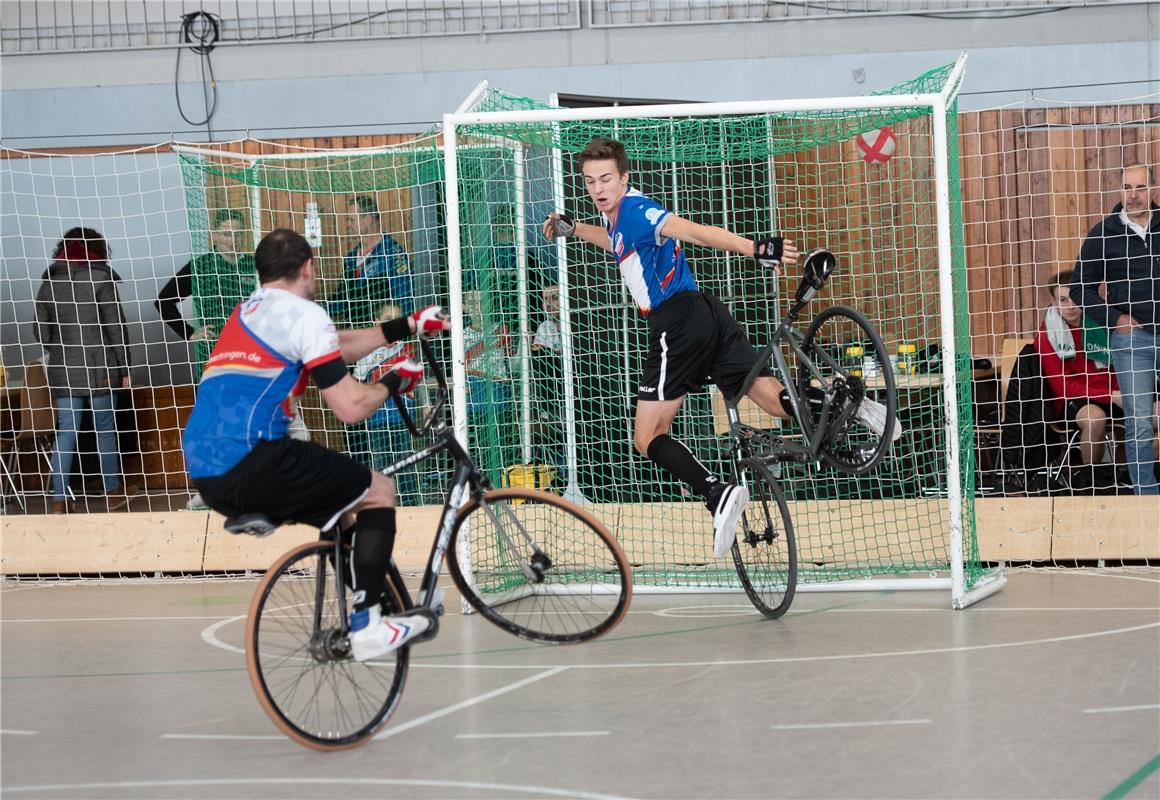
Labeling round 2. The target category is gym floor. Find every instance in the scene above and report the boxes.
[2,569,1157,799]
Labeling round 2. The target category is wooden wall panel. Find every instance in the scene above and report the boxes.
[4,105,1157,365]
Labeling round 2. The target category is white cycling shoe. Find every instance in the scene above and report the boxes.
[855,397,903,442]
[711,484,749,559]
[349,605,431,661]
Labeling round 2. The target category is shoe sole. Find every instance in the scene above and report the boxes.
[856,399,903,443]
[712,484,749,559]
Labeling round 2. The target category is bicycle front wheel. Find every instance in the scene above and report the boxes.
[797,304,897,475]
[447,488,632,644]
[245,541,408,751]
[731,458,797,619]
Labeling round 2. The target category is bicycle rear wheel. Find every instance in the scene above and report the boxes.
[447,488,632,644]
[797,304,897,475]
[731,458,797,619]
[246,541,408,751]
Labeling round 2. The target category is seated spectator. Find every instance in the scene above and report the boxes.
[34,227,137,513]
[532,283,562,355]
[1033,269,1119,468]
[347,303,420,503]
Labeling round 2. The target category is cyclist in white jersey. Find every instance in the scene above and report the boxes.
[183,228,449,661]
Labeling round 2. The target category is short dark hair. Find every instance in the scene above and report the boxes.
[351,195,379,217]
[212,208,246,228]
[255,228,313,283]
[1050,270,1074,290]
[579,137,630,176]
[53,227,109,262]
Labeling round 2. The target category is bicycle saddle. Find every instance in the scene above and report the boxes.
[795,249,837,303]
[224,513,280,537]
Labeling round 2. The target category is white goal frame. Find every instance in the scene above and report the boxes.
[442,56,1003,609]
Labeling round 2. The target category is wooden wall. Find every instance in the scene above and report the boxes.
[961,103,1160,358]
[5,104,1159,364]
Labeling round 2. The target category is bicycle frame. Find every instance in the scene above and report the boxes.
[323,334,505,627]
[726,250,855,466]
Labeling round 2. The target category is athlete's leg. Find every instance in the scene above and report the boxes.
[636,396,727,500]
[745,375,793,419]
[349,471,397,612]
[347,470,429,659]
[633,397,685,455]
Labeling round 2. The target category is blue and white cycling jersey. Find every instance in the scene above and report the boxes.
[605,188,698,316]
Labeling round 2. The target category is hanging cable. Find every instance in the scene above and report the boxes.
[174,10,220,133]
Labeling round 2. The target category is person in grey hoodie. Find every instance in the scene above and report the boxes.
[1070,163,1160,495]
[34,227,135,513]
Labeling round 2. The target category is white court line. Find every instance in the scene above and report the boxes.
[1044,570,1160,585]
[0,778,630,799]
[161,733,284,740]
[0,729,38,735]
[770,719,931,731]
[1082,704,1160,714]
[373,666,569,740]
[4,616,245,624]
[9,605,1154,626]
[456,730,610,739]
[408,620,1160,670]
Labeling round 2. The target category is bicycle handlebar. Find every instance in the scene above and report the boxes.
[389,335,449,438]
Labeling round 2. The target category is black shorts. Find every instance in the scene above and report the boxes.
[193,438,372,530]
[637,291,772,402]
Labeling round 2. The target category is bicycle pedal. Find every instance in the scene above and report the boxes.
[409,607,440,644]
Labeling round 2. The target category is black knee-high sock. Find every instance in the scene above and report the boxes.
[351,507,396,611]
[779,386,826,422]
[647,434,719,501]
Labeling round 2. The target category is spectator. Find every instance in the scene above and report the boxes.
[348,303,420,503]
[1071,163,1160,494]
[1035,270,1120,467]
[464,289,514,415]
[532,283,562,354]
[531,284,566,482]
[155,209,256,378]
[34,227,136,514]
[463,289,517,480]
[328,195,414,324]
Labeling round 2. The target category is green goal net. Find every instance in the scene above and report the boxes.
[445,59,993,604]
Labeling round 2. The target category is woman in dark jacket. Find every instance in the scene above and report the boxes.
[34,227,134,513]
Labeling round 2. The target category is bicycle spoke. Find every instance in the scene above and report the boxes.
[448,489,632,644]
[246,543,408,749]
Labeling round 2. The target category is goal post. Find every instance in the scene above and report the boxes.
[443,54,1005,609]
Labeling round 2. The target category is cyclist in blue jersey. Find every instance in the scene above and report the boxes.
[183,228,449,662]
[544,137,898,560]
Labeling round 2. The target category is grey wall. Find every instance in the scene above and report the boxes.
[1,3,1157,384]
[2,4,1157,146]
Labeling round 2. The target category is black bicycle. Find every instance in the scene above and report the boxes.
[724,249,898,619]
[234,336,633,750]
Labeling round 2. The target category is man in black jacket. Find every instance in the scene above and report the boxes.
[1071,163,1160,494]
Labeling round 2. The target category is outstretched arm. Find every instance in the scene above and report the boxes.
[337,305,450,363]
[659,215,799,266]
